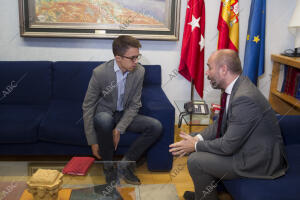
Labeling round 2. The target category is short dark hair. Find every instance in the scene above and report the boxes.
[214,49,242,75]
[112,35,141,56]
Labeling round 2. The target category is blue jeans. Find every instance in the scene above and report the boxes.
[94,111,162,161]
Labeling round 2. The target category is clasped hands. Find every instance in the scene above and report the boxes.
[169,132,199,157]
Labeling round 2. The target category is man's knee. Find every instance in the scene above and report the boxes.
[149,118,163,138]
[187,152,205,174]
[94,112,114,130]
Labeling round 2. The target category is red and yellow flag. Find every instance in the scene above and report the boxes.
[217,0,239,52]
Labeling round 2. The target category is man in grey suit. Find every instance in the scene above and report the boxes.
[82,35,162,185]
[170,49,288,200]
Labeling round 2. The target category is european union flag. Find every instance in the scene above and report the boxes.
[243,0,266,85]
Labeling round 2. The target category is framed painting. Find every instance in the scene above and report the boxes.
[18,0,181,40]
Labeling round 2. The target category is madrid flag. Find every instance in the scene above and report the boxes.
[217,0,239,52]
[178,0,205,97]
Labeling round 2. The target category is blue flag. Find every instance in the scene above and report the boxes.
[243,0,266,85]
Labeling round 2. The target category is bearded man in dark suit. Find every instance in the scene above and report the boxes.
[170,49,288,200]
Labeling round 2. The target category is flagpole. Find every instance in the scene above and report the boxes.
[189,79,195,133]
[191,80,194,101]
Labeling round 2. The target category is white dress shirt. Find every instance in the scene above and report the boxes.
[114,60,128,111]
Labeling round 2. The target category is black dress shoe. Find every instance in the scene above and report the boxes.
[118,165,141,185]
[103,165,119,185]
[183,191,195,200]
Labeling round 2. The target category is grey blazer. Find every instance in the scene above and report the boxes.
[82,60,145,145]
[194,76,288,179]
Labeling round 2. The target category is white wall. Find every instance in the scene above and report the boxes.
[0,0,296,119]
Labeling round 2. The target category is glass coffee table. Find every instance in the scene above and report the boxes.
[0,160,180,200]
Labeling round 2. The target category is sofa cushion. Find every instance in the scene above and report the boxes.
[52,61,102,102]
[0,61,51,105]
[277,115,300,145]
[39,100,88,146]
[223,144,300,200]
[140,85,175,171]
[143,65,161,86]
[0,105,46,143]
[141,86,167,102]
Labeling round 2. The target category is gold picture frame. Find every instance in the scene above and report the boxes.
[18,0,181,40]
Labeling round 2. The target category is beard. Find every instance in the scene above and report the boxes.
[207,76,221,89]
[210,80,219,89]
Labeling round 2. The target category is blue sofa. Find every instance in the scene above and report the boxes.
[0,61,175,171]
[223,115,300,199]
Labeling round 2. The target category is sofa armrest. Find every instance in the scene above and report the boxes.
[140,86,175,171]
[276,115,300,145]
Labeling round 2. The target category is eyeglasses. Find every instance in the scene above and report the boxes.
[120,54,142,61]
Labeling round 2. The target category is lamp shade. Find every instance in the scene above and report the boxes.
[289,0,300,48]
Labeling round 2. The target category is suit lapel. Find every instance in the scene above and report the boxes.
[123,72,134,107]
[221,76,244,135]
[107,60,118,109]
[221,110,228,135]
[227,76,243,112]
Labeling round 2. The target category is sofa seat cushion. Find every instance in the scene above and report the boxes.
[223,144,300,200]
[0,105,46,143]
[39,100,88,146]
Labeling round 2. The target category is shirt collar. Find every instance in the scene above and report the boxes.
[225,75,239,95]
[114,60,129,76]
[114,60,121,72]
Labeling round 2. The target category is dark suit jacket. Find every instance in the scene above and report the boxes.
[194,76,288,179]
[82,60,145,145]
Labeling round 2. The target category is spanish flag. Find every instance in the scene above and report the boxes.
[217,0,239,52]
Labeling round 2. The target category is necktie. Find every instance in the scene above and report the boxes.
[216,92,228,138]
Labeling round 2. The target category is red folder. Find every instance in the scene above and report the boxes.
[62,157,95,176]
